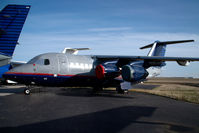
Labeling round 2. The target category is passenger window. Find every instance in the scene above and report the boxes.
[44,59,50,65]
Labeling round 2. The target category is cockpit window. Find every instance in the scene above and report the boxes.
[27,57,38,64]
[44,59,50,65]
[28,57,50,66]
[28,58,43,65]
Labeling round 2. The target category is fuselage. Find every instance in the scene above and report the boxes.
[3,53,161,87]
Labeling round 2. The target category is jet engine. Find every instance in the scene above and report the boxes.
[177,60,190,66]
[121,65,148,82]
[95,61,120,79]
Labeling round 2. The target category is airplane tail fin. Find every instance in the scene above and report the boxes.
[0,4,30,57]
[140,40,194,57]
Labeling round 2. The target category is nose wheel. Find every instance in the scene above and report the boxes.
[24,88,31,95]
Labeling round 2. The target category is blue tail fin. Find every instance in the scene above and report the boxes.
[0,4,30,56]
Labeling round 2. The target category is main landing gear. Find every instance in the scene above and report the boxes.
[92,84,129,94]
[116,86,128,94]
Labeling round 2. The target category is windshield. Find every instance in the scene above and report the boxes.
[27,56,50,65]
[27,57,38,64]
[27,56,44,65]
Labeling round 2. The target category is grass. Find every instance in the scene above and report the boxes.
[130,83,199,104]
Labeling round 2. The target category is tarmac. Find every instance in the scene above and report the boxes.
[0,85,199,133]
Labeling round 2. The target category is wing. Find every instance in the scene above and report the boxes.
[10,61,26,68]
[93,55,199,67]
[0,54,11,61]
[94,55,199,61]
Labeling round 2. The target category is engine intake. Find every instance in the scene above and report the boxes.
[95,64,105,79]
[122,65,148,82]
[95,62,120,79]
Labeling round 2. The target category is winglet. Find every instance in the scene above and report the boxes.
[140,40,194,49]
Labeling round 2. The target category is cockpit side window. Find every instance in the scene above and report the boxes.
[44,59,50,65]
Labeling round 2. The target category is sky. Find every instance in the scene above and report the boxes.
[1,0,199,77]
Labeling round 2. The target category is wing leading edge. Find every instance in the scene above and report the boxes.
[94,55,199,62]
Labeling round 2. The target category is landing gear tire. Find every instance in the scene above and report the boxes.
[124,89,129,94]
[116,86,128,94]
[24,88,31,95]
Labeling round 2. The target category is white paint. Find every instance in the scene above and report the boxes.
[69,62,93,69]
[120,81,132,90]
[6,80,17,84]
[62,48,90,55]
[146,67,161,78]
[147,42,157,56]
[0,93,13,96]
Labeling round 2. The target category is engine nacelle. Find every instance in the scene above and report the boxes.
[177,60,190,66]
[121,65,148,82]
[95,62,120,79]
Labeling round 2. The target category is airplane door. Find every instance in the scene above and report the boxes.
[57,54,68,74]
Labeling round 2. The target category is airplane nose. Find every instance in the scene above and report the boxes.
[3,66,22,81]
[3,71,17,83]
[3,64,34,83]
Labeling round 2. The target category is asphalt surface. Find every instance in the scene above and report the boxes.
[0,86,199,133]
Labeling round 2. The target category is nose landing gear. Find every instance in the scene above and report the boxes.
[24,87,31,95]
